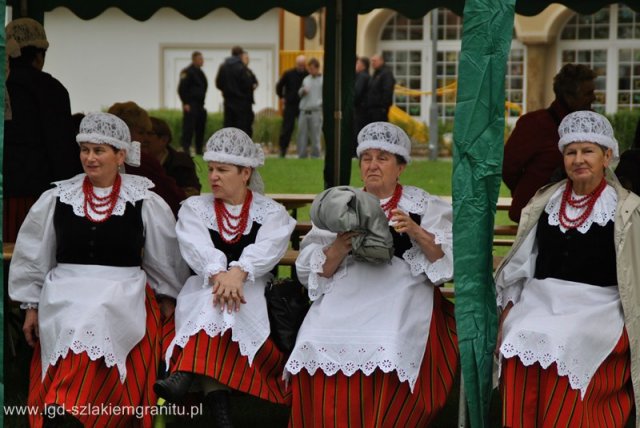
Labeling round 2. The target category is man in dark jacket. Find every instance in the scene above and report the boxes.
[178,51,208,155]
[364,54,395,124]
[276,55,307,157]
[4,18,82,242]
[215,46,255,136]
[503,64,596,222]
[353,56,370,156]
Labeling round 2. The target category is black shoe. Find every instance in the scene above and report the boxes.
[204,390,234,428]
[153,371,194,402]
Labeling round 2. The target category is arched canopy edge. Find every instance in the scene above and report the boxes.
[40,0,325,21]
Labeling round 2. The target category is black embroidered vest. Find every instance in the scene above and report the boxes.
[54,198,144,267]
[534,212,617,287]
[209,222,261,265]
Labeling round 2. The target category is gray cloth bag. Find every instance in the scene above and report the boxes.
[310,186,393,264]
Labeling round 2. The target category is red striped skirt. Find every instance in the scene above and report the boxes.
[288,287,459,428]
[501,328,634,428]
[4,196,38,243]
[170,329,292,405]
[28,285,163,428]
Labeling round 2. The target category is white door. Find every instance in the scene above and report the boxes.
[162,47,275,114]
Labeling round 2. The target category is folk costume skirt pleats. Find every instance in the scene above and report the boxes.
[501,328,633,428]
[27,285,162,428]
[288,288,458,428]
[170,330,292,405]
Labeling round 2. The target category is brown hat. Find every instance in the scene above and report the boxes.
[6,18,49,51]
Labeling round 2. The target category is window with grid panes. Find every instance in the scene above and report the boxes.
[559,4,640,113]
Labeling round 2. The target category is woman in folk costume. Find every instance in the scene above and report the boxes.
[286,122,459,427]
[155,128,296,427]
[496,111,640,427]
[9,112,189,427]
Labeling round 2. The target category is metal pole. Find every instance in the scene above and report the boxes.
[429,10,439,161]
[332,0,343,186]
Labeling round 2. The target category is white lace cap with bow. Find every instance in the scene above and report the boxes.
[203,127,266,193]
[356,121,412,163]
[558,110,619,160]
[76,112,141,167]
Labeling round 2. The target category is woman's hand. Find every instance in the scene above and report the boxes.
[495,301,514,357]
[390,209,421,238]
[23,309,39,347]
[320,232,359,278]
[391,209,445,262]
[211,267,248,314]
[156,296,177,319]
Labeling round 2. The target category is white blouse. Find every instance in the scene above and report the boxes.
[287,185,453,391]
[167,192,296,366]
[9,173,189,381]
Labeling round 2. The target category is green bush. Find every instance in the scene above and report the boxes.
[607,109,640,153]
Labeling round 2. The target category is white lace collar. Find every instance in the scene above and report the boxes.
[54,173,155,219]
[398,185,430,214]
[544,183,617,234]
[186,192,282,236]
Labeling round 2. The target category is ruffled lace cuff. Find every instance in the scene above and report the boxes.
[229,260,255,283]
[306,246,347,301]
[402,230,453,285]
[496,284,523,308]
[20,302,39,310]
[202,263,227,288]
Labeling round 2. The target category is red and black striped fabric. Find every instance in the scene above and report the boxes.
[28,285,162,428]
[4,196,38,243]
[501,329,633,428]
[288,287,458,428]
[170,329,292,405]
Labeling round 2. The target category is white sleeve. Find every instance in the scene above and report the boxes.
[402,196,454,285]
[141,194,190,298]
[495,226,538,308]
[294,225,347,301]
[230,206,296,282]
[8,190,58,305]
[176,197,228,287]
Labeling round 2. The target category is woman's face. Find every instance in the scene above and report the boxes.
[359,149,405,197]
[563,141,612,192]
[80,142,124,187]
[208,161,251,204]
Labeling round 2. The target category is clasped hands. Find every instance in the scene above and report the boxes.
[210,266,247,313]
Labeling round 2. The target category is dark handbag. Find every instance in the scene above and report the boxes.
[264,278,311,354]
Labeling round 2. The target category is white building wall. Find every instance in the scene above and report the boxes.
[42,7,280,114]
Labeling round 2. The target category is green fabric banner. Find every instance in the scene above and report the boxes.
[452,0,514,426]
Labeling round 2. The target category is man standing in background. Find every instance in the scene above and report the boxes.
[364,54,395,124]
[178,51,207,155]
[353,56,370,157]
[215,46,255,136]
[276,55,307,157]
[297,58,323,158]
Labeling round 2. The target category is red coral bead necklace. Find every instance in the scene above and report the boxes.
[83,174,122,223]
[365,183,403,220]
[558,177,607,230]
[214,190,253,244]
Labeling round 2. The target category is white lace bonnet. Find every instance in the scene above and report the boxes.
[558,111,619,160]
[356,121,412,163]
[203,127,266,193]
[5,18,49,52]
[76,112,142,167]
